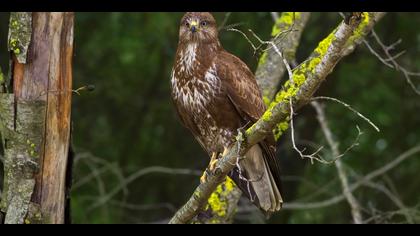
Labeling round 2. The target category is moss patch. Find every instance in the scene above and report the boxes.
[8,12,32,64]
[271,12,301,37]
[205,177,236,220]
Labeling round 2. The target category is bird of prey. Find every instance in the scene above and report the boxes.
[170,12,283,213]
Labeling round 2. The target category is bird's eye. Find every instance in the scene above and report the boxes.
[201,21,207,26]
[185,22,190,27]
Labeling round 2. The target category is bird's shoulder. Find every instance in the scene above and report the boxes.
[212,49,266,121]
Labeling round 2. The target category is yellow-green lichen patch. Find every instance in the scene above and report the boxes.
[245,122,257,137]
[0,68,4,84]
[271,12,301,37]
[26,139,38,158]
[273,120,290,141]
[206,177,236,218]
[262,95,271,107]
[315,32,336,57]
[262,109,273,122]
[348,12,370,43]
[193,190,201,199]
[257,51,268,68]
[8,12,32,64]
[268,65,308,108]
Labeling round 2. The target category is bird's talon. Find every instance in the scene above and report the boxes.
[209,158,219,172]
[200,168,212,184]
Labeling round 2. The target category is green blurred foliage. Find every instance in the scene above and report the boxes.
[1,12,420,224]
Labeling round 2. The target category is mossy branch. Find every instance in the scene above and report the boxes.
[8,12,32,64]
[195,13,312,223]
[256,12,311,105]
[169,13,383,224]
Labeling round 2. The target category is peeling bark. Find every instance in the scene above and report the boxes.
[0,94,45,224]
[0,12,74,224]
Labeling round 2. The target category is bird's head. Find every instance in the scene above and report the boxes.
[179,12,218,44]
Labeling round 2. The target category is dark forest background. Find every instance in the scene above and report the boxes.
[0,12,419,223]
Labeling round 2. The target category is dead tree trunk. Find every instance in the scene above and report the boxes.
[0,12,74,224]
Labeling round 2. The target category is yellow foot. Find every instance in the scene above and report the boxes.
[221,147,229,157]
[209,152,219,171]
[209,148,229,171]
[200,169,210,184]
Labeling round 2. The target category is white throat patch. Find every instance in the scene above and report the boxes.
[180,43,197,74]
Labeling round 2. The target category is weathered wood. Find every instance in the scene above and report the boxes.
[1,12,74,224]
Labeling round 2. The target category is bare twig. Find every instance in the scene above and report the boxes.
[169,14,372,224]
[248,29,294,83]
[229,13,311,102]
[369,30,420,95]
[363,40,394,68]
[362,206,420,224]
[283,145,420,210]
[290,100,363,165]
[312,101,363,224]
[74,152,128,196]
[108,200,177,213]
[270,12,279,22]
[89,166,202,211]
[199,13,312,223]
[290,99,324,164]
[235,144,420,213]
[83,157,110,217]
[218,12,232,31]
[361,179,414,223]
[311,96,380,132]
[73,165,109,190]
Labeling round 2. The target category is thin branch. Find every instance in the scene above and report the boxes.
[249,29,294,83]
[217,12,232,31]
[88,166,202,211]
[369,29,420,95]
[74,152,128,196]
[363,40,394,68]
[200,13,312,223]
[311,96,380,132]
[270,12,279,22]
[281,145,420,210]
[361,180,414,223]
[107,200,177,213]
[362,206,420,224]
[312,101,363,224]
[290,100,363,165]
[83,157,110,217]
[290,99,324,164]
[169,13,375,224]
[255,12,311,101]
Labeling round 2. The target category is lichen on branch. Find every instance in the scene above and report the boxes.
[256,12,311,105]
[169,13,382,224]
[8,12,32,64]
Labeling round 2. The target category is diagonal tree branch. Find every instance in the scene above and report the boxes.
[256,12,311,104]
[312,101,363,224]
[169,12,384,224]
[195,12,311,224]
[281,144,420,210]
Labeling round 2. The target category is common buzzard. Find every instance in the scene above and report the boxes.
[170,12,283,213]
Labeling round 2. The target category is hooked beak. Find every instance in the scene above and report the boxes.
[190,20,198,33]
